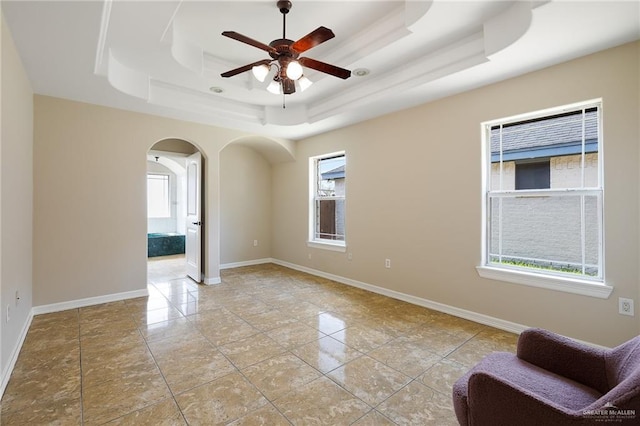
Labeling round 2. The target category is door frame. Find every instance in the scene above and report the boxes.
[146,140,205,283]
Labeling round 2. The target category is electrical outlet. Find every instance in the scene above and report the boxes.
[619,298,634,316]
[308,253,312,260]
[253,240,258,247]
[347,252,353,261]
[385,259,391,269]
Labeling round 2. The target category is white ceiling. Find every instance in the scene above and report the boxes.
[2,1,639,140]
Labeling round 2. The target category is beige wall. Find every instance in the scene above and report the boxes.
[33,96,290,306]
[272,41,640,347]
[1,13,34,381]
[220,144,272,265]
[19,34,640,349]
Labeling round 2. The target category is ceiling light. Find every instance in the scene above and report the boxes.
[267,80,282,95]
[209,86,224,93]
[252,64,270,82]
[297,76,313,92]
[353,68,370,77]
[286,60,303,80]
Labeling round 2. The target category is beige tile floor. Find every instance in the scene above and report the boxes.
[0,255,518,425]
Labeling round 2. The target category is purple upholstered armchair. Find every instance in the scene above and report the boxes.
[452,328,640,425]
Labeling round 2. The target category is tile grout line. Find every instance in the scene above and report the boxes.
[195,277,312,425]
[77,308,85,426]
[5,261,518,424]
[153,278,288,424]
[141,281,191,425]
[145,283,199,425]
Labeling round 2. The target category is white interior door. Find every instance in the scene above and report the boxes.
[185,152,202,282]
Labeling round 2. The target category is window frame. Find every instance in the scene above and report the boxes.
[308,151,347,252]
[477,99,612,298]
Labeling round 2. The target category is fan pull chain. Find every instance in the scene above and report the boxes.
[282,93,286,109]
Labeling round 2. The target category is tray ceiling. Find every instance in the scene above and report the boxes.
[2,1,638,140]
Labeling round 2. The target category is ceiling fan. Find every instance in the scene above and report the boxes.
[220,0,351,96]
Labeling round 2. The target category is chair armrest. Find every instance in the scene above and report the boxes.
[517,328,608,393]
[467,371,585,426]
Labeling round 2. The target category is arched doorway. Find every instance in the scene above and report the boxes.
[147,138,203,283]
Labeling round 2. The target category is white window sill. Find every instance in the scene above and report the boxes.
[307,240,347,252]
[476,266,613,299]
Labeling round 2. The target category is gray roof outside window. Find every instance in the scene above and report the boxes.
[491,109,598,161]
[321,165,345,180]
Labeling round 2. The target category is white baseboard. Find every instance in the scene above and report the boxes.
[32,288,149,316]
[204,276,221,285]
[220,258,273,270]
[208,258,273,284]
[1,311,33,397]
[267,260,610,348]
[2,259,605,402]
[271,259,530,336]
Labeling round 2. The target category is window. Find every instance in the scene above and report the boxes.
[478,100,611,298]
[515,160,550,190]
[147,173,171,218]
[309,152,346,250]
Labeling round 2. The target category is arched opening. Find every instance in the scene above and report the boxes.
[218,136,295,269]
[147,138,203,283]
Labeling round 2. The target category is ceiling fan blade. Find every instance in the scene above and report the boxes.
[299,57,351,80]
[282,78,296,95]
[221,59,272,78]
[291,26,335,53]
[222,31,278,55]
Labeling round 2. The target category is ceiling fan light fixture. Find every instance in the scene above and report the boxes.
[252,64,270,82]
[267,79,282,94]
[220,0,351,102]
[285,60,303,80]
[298,76,312,92]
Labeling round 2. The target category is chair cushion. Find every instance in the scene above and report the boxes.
[488,353,600,409]
[454,352,603,425]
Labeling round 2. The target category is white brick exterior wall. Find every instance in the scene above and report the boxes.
[489,153,600,273]
[551,153,598,188]
[490,161,515,190]
[490,196,599,269]
[491,153,598,190]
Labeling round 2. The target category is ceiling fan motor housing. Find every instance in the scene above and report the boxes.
[268,39,298,59]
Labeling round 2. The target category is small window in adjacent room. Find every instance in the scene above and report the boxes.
[478,100,611,298]
[309,152,346,250]
[147,173,171,218]
[515,160,550,190]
